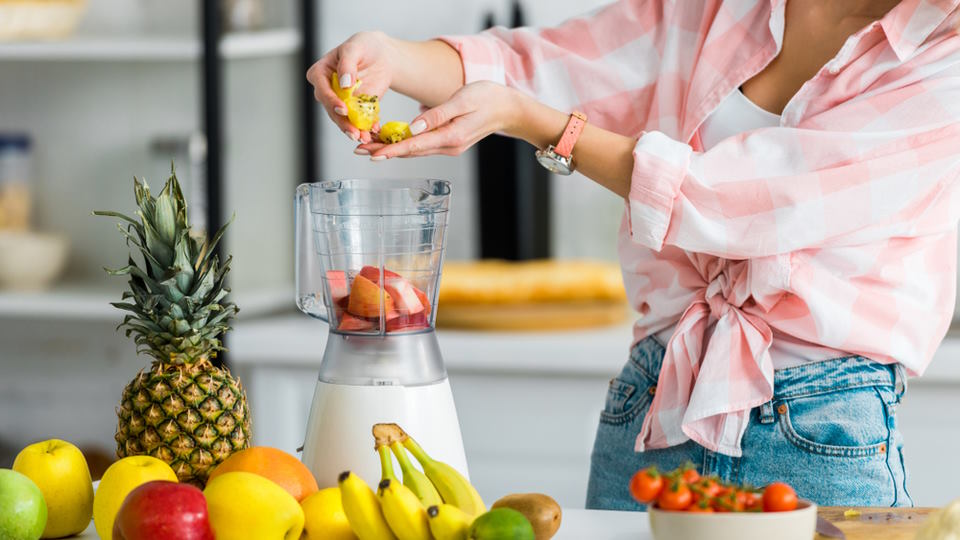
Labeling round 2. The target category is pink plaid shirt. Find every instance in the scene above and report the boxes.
[441,0,960,456]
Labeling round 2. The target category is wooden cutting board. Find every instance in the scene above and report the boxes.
[817,507,935,540]
[436,301,630,331]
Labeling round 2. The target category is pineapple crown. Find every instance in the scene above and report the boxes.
[94,165,238,364]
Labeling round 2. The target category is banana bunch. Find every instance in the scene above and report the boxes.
[339,424,487,540]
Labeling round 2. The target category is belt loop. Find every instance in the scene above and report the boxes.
[894,364,907,401]
[759,401,775,424]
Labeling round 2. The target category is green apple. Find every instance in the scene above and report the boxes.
[13,439,94,539]
[0,469,48,540]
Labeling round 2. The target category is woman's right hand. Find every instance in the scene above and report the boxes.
[306,31,397,143]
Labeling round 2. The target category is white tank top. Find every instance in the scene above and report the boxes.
[655,89,843,369]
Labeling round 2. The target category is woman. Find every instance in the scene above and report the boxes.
[308,0,960,509]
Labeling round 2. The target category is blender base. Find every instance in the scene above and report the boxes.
[301,377,469,489]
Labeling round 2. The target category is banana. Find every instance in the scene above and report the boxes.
[402,436,486,516]
[427,504,473,540]
[379,445,398,483]
[338,470,398,540]
[378,478,432,540]
[391,441,443,507]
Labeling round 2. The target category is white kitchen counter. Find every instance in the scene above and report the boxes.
[77,509,649,539]
[226,314,960,382]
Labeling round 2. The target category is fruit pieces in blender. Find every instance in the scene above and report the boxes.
[327,266,432,333]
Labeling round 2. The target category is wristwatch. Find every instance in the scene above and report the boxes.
[535,111,587,175]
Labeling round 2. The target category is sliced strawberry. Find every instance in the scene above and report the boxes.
[386,311,429,333]
[327,270,349,304]
[384,277,424,315]
[347,274,395,318]
[358,265,401,284]
[338,313,375,332]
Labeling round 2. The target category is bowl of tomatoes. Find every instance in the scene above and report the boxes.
[630,465,817,540]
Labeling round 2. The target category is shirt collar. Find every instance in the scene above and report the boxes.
[880,0,960,61]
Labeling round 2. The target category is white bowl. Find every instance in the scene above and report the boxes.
[649,501,817,540]
[0,231,69,290]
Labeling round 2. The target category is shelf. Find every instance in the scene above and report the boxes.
[0,28,301,61]
[0,283,293,321]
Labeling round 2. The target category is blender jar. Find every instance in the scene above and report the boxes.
[296,178,450,335]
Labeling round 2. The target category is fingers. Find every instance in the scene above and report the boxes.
[409,97,472,136]
[336,41,362,92]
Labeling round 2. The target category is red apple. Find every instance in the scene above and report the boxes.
[414,286,432,315]
[359,265,401,283]
[326,271,349,304]
[338,313,375,332]
[113,481,213,540]
[384,277,425,315]
[347,274,394,318]
[387,311,430,333]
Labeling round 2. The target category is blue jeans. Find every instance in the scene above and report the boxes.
[586,337,913,510]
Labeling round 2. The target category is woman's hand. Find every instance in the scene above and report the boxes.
[355,81,526,159]
[306,31,397,143]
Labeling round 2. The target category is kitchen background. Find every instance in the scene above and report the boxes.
[0,0,958,509]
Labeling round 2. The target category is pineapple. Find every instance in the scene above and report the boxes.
[95,168,250,486]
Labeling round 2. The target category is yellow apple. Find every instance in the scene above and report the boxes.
[12,439,93,539]
[93,456,177,540]
[204,471,304,540]
[301,487,357,540]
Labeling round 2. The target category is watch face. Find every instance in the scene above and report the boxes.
[536,150,571,175]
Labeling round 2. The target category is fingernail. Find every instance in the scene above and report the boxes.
[410,120,427,135]
[339,74,352,88]
[354,148,370,155]
[334,107,347,116]
[370,155,387,161]
[343,130,359,141]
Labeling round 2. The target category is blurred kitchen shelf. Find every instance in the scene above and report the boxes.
[0,29,301,61]
[0,283,293,321]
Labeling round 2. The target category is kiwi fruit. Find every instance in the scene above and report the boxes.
[491,493,562,540]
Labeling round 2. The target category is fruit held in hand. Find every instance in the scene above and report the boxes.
[93,456,178,540]
[468,508,535,540]
[301,487,357,540]
[0,469,47,540]
[379,122,412,144]
[207,446,318,502]
[95,169,250,486]
[332,72,380,131]
[12,439,93,539]
[204,471,304,540]
[491,493,561,540]
[112,481,213,540]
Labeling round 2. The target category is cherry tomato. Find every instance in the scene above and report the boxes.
[629,467,664,504]
[687,499,714,513]
[762,482,798,512]
[711,491,744,512]
[693,478,722,499]
[680,463,700,484]
[744,491,763,512]
[657,481,693,511]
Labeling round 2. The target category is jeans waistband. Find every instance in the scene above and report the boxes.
[632,336,906,402]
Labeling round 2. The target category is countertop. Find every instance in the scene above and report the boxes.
[227,314,960,382]
[77,509,647,539]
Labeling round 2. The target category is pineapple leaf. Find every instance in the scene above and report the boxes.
[195,213,235,272]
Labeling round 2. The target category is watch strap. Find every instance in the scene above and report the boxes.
[554,111,587,158]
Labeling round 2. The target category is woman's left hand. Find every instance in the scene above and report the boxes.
[356,81,526,160]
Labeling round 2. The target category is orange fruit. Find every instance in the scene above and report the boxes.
[207,447,318,502]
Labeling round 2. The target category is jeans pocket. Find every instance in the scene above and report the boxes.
[599,361,656,426]
[778,385,892,457]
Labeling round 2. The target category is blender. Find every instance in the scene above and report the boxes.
[295,178,469,488]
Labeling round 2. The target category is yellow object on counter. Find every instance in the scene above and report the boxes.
[439,259,627,305]
[0,0,87,41]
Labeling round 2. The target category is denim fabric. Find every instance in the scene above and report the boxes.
[586,337,913,510]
